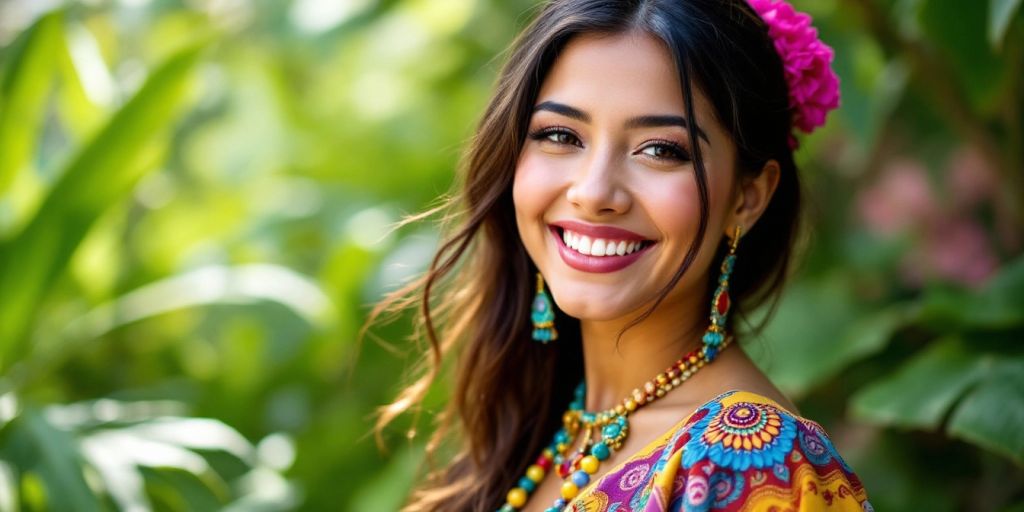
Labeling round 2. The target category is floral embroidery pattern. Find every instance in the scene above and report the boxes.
[566,391,871,512]
[619,464,650,491]
[682,399,798,471]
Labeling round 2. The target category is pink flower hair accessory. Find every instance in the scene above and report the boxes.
[748,0,841,146]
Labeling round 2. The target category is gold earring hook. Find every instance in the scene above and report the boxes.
[729,225,743,253]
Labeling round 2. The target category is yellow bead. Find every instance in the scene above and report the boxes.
[625,399,637,411]
[580,455,600,474]
[561,481,579,500]
[526,465,545,482]
[507,488,528,508]
[556,442,568,453]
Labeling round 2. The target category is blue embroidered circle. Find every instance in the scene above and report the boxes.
[682,398,798,472]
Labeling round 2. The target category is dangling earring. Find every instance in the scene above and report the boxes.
[702,225,742,361]
[531,272,558,343]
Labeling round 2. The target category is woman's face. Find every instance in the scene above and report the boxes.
[513,31,739,322]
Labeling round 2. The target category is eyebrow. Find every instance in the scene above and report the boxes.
[532,100,709,144]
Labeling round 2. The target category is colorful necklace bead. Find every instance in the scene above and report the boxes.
[498,335,733,512]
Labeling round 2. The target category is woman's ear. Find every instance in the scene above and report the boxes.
[725,160,781,235]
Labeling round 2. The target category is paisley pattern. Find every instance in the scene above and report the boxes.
[565,391,870,512]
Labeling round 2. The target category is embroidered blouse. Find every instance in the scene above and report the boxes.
[566,390,872,511]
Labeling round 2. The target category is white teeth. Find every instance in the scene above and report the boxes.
[578,236,592,255]
[558,228,647,257]
[606,241,618,256]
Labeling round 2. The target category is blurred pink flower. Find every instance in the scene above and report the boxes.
[856,159,938,236]
[946,146,997,209]
[857,152,1000,288]
[901,218,999,288]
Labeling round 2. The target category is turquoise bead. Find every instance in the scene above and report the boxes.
[519,477,536,493]
[499,505,515,512]
[555,430,570,444]
[602,423,621,437]
[592,442,610,460]
[571,470,590,487]
[703,331,723,347]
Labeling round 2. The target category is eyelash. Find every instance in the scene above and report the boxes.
[642,138,692,163]
[528,126,581,147]
[527,126,692,163]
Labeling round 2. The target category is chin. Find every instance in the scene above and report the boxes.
[548,289,641,322]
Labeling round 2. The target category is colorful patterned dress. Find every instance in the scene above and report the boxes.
[565,390,872,511]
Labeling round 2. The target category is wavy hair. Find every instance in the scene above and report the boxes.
[367,0,801,510]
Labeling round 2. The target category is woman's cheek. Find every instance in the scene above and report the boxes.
[513,151,563,218]
[641,175,701,235]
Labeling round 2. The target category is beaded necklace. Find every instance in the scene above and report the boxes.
[498,335,733,512]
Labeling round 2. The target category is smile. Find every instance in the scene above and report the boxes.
[561,229,650,256]
[548,221,656,273]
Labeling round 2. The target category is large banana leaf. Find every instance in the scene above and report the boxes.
[0,11,63,197]
[851,256,1024,465]
[0,42,205,371]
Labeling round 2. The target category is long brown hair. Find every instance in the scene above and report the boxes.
[367,0,802,510]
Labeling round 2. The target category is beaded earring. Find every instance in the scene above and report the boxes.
[531,272,558,343]
[702,225,742,361]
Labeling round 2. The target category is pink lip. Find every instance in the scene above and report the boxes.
[549,220,649,241]
[548,222,655,273]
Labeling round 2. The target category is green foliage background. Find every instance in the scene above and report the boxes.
[0,0,1021,510]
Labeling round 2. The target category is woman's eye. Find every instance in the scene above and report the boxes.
[549,131,577,145]
[639,141,690,162]
[529,127,582,147]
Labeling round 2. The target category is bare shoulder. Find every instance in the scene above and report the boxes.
[698,344,800,413]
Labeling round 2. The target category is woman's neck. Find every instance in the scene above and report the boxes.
[578,295,706,412]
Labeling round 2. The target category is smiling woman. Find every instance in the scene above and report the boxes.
[369,1,866,511]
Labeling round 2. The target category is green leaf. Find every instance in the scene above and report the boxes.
[2,408,101,511]
[751,277,910,396]
[947,358,1024,465]
[920,0,1008,114]
[54,22,111,141]
[0,11,63,196]
[347,444,424,512]
[140,466,225,511]
[918,255,1024,330]
[990,0,1024,49]
[0,43,204,370]
[850,337,990,429]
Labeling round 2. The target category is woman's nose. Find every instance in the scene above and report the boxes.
[565,148,631,216]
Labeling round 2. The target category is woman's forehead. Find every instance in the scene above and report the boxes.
[534,31,716,131]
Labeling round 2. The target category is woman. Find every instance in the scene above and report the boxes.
[372,0,871,510]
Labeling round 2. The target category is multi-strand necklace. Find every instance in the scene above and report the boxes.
[498,335,733,512]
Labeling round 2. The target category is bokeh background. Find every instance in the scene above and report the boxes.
[0,0,1021,510]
